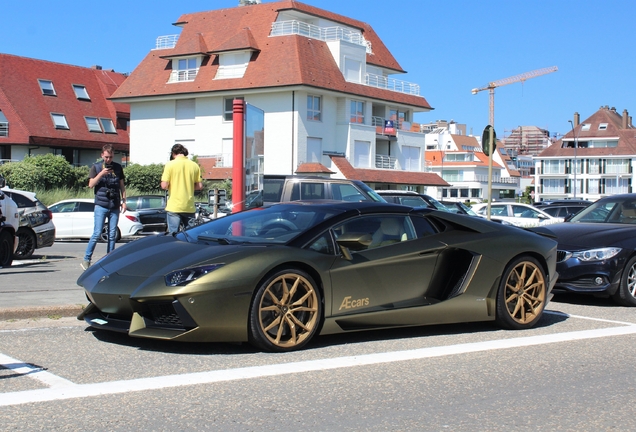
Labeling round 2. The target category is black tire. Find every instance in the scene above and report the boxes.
[0,230,13,267]
[100,225,121,243]
[248,269,322,352]
[495,256,547,330]
[612,256,636,307]
[14,228,35,259]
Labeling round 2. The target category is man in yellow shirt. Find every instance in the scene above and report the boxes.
[161,144,203,233]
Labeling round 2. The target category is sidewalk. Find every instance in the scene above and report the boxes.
[0,241,108,321]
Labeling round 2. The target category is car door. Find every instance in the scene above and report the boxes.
[327,214,445,320]
[73,201,96,237]
[49,201,78,238]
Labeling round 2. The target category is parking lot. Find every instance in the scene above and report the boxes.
[1,239,636,429]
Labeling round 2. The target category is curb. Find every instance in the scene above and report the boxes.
[0,304,85,321]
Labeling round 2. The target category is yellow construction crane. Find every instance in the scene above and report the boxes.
[471,66,558,126]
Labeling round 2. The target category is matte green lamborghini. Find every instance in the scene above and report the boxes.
[78,201,558,352]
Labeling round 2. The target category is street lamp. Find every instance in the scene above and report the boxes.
[568,120,579,198]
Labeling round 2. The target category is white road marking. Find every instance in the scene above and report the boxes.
[0,353,75,389]
[1,323,636,407]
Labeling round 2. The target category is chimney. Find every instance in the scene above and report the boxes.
[623,109,629,129]
[573,112,580,127]
[92,65,102,70]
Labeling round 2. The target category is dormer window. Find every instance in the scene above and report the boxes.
[73,85,91,101]
[215,51,251,79]
[599,123,608,130]
[169,57,200,82]
[581,123,591,131]
[38,79,56,96]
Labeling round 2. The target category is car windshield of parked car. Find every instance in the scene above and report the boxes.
[183,204,346,244]
[570,198,636,224]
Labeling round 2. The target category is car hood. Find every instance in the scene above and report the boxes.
[78,234,264,281]
[539,223,635,249]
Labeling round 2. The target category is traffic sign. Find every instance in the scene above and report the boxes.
[482,125,497,156]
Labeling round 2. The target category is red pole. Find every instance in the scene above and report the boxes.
[232,99,245,213]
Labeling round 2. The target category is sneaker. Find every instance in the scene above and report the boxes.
[81,260,91,271]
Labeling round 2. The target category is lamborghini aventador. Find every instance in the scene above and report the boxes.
[78,201,558,352]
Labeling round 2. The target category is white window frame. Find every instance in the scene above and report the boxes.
[100,118,117,134]
[51,113,69,130]
[72,84,90,100]
[39,79,56,96]
[307,137,322,163]
[344,57,362,83]
[354,140,371,168]
[403,145,420,171]
[215,51,251,80]
[176,99,196,125]
[350,100,365,124]
[307,95,321,122]
[598,123,608,130]
[0,110,8,137]
[224,96,244,121]
[85,117,102,132]
[170,57,199,82]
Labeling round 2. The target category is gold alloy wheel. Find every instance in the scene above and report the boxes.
[258,272,319,349]
[503,260,546,325]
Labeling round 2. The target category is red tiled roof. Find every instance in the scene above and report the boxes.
[111,1,431,110]
[539,106,636,157]
[295,162,334,174]
[198,157,232,181]
[0,53,129,151]
[330,156,448,186]
[209,28,259,54]
[160,33,209,58]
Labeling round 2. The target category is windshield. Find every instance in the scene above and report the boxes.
[570,197,636,224]
[181,204,345,244]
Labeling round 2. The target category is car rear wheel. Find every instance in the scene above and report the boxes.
[99,226,121,243]
[14,228,35,259]
[249,269,322,352]
[612,256,636,307]
[0,230,13,267]
[495,256,547,330]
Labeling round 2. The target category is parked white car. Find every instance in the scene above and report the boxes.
[49,199,143,241]
[471,202,564,227]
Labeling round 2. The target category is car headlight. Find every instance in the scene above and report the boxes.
[571,247,621,262]
[164,264,225,287]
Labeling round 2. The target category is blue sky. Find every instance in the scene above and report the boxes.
[4,0,635,139]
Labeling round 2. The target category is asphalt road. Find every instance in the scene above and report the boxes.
[0,296,635,430]
[2,238,636,429]
[0,238,138,318]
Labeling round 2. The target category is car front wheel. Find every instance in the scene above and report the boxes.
[249,269,322,352]
[0,230,13,267]
[495,256,547,330]
[14,228,35,259]
[612,255,636,307]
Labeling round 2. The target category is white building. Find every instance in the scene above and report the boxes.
[110,0,447,191]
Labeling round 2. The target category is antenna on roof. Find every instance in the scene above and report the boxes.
[238,0,261,5]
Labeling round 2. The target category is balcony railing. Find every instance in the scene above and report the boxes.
[365,73,420,96]
[271,20,372,53]
[372,116,421,134]
[155,35,179,50]
[168,68,199,83]
[375,154,397,169]
[473,175,519,184]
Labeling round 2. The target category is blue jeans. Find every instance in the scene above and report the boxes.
[84,205,120,262]
[166,212,194,234]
